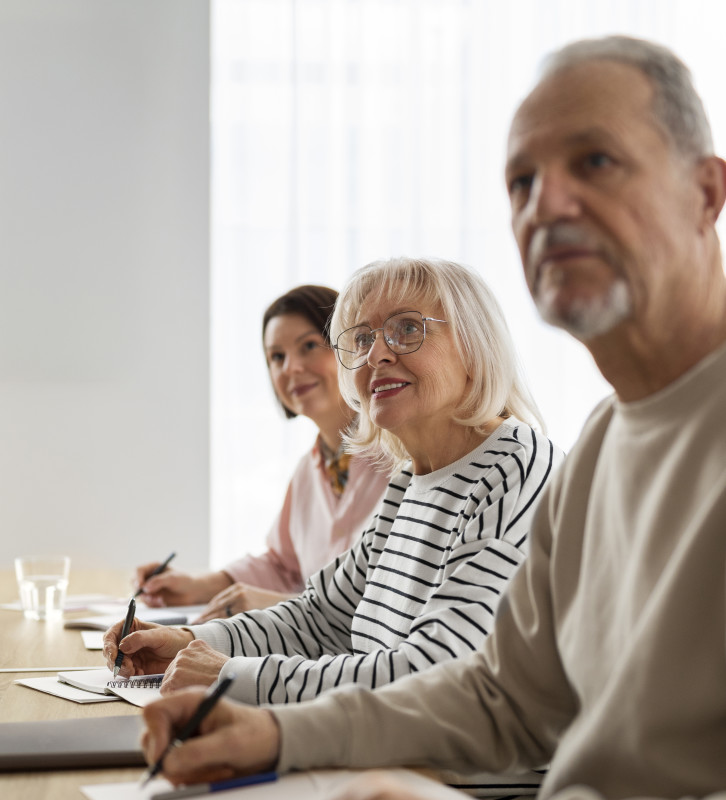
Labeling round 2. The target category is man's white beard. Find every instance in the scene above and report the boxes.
[535,278,633,341]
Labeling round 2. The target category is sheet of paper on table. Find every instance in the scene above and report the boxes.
[15,676,120,704]
[81,769,467,800]
[0,594,124,612]
[65,605,207,631]
[82,631,105,650]
[16,670,162,707]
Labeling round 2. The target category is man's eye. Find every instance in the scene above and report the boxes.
[508,174,533,195]
[584,152,614,169]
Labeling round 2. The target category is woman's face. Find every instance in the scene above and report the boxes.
[351,294,471,456]
[264,313,342,426]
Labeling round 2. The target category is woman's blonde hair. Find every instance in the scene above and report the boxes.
[330,257,544,472]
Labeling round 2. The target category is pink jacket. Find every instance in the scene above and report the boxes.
[223,445,389,593]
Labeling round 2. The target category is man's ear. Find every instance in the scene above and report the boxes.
[695,155,726,230]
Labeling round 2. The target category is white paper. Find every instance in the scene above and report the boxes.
[81,777,175,800]
[81,769,466,800]
[88,604,207,620]
[82,631,105,650]
[66,606,207,631]
[108,682,163,707]
[15,676,119,704]
[16,670,163,707]
[58,668,163,707]
[0,594,123,612]
[58,668,124,694]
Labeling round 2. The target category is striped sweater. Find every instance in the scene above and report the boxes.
[193,420,563,709]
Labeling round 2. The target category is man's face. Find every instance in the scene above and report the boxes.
[505,59,702,343]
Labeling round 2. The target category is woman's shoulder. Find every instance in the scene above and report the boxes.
[493,418,564,459]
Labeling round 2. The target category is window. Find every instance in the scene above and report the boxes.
[211,0,725,565]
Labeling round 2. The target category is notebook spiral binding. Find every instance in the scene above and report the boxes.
[106,675,163,689]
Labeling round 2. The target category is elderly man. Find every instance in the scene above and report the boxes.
[140,35,726,800]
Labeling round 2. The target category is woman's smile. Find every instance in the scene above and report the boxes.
[289,381,319,398]
[370,378,411,400]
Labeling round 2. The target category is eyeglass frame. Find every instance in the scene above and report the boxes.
[332,310,448,370]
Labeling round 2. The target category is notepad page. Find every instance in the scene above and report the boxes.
[57,668,122,694]
[57,668,165,706]
[15,676,119,704]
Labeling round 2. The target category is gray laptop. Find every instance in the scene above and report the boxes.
[0,714,145,770]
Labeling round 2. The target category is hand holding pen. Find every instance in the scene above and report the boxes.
[140,674,237,786]
[140,681,281,789]
[135,552,177,598]
[114,597,136,678]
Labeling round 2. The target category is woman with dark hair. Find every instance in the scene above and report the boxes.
[134,285,389,622]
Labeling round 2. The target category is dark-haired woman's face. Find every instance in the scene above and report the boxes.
[263,313,342,424]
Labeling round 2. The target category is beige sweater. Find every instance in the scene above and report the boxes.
[273,340,726,800]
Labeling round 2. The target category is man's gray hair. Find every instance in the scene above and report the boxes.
[542,35,713,160]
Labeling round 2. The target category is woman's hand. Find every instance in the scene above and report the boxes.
[102,618,194,677]
[160,639,230,694]
[134,565,232,608]
[141,690,280,786]
[191,583,297,623]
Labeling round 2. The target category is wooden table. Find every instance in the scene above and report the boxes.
[0,570,451,800]
[0,567,146,799]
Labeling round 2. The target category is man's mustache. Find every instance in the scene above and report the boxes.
[527,223,606,275]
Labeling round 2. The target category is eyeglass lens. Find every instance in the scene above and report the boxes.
[336,312,426,369]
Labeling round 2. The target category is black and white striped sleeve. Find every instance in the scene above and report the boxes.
[194,428,563,705]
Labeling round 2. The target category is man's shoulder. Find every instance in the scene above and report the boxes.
[567,395,617,455]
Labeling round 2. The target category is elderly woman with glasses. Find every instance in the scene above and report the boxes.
[104,258,563,741]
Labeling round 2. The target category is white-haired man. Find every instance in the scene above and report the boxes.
[140,36,726,800]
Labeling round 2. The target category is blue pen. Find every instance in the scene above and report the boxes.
[149,771,278,800]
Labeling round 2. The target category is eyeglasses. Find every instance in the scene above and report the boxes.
[333,311,447,370]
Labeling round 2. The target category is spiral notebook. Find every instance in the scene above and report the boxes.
[17,668,164,706]
[57,668,164,705]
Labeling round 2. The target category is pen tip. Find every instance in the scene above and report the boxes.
[113,667,119,678]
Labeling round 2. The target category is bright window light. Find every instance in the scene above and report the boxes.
[211,0,726,566]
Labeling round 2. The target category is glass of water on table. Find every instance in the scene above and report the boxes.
[14,555,71,620]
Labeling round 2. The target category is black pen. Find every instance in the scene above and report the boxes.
[114,597,136,678]
[134,552,177,598]
[139,674,236,787]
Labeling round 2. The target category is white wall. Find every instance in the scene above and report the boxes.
[0,1,210,573]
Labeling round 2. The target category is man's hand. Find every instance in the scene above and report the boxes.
[191,582,297,623]
[141,689,280,786]
[160,639,230,694]
[102,618,194,677]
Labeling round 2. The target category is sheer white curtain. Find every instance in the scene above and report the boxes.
[210,0,726,566]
